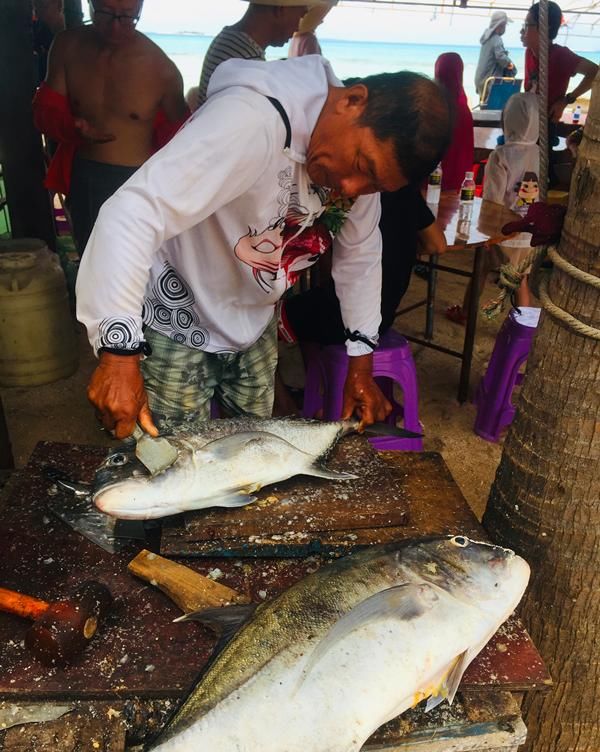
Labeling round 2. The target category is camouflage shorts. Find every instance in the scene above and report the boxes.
[141,317,278,424]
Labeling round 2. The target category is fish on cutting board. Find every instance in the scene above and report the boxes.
[93,417,373,520]
[149,535,530,752]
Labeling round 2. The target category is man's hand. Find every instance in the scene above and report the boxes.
[341,353,391,426]
[74,118,116,144]
[87,352,158,439]
[549,97,567,123]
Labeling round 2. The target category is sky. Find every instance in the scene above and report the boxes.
[135,0,600,50]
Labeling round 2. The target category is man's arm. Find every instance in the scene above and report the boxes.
[331,193,391,425]
[153,61,191,150]
[33,31,115,146]
[549,54,598,122]
[32,31,77,143]
[417,222,447,256]
[160,59,191,123]
[77,94,273,437]
[44,30,68,95]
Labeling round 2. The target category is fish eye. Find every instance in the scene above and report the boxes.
[451,536,469,548]
[109,453,128,467]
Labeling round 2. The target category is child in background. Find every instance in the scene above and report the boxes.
[446,92,539,323]
[434,53,475,192]
[483,91,540,307]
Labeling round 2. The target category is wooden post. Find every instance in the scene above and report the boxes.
[0,0,56,249]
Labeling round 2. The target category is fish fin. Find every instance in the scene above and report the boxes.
[423,648,471,713]
[425,693,446,712]
[298,584,438,690]
[202,431,294,460]
[207,493,258,509]
[174,603,259,639]
[304,463,358,481]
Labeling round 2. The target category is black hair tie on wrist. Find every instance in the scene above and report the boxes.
[99,342,152,357]
[344,329,378,351]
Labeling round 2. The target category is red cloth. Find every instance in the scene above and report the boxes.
[502,202,566,246]
[32,82,81,194]
[32,82,190,194]
[525,45,580,109]
[152,107,189,152]
[434,53,475,192]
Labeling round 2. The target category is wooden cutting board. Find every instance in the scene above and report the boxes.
[0,441,550,701]
[161,434,411,557]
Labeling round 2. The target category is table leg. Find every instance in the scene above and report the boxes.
[425,253,439,341]
[458,245,484,403]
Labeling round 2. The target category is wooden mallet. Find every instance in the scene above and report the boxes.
[0,581,113,666]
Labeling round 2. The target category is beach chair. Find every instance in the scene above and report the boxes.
[479,77,522,110]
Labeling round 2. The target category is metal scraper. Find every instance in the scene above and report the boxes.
[132,424,179,476]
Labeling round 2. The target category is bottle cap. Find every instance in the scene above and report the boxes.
[465,171,474,180]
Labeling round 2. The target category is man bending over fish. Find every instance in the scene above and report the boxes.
[77,56,452,439]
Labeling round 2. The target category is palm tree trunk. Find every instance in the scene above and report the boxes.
[482,74,600,751]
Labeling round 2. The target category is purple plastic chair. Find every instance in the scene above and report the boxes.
[302,329,423,451]
[474,307,541,442]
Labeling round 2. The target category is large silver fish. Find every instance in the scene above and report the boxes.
[93,418,368,520]
[150,535,530,752]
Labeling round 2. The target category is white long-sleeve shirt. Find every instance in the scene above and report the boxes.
[76,56,382,358]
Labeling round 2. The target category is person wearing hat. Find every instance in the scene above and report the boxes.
[474,10,516,98]
[196,1,319,109]
[288,1,337,58]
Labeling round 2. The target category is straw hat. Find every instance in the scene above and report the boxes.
[243,0,325,6]
[298,1,338,34]
[481,10,512,43]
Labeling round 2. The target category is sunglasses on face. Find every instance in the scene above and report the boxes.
[90,1,140,26]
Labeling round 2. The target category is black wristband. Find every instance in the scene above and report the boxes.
[98,342,152,357]
[565,93,577,105]
[344,329,378,351]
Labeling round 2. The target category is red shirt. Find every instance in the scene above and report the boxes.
[525,44,580,108]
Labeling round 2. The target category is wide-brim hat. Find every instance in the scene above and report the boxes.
[243,0,325,6]
[297,1,338,33]
[481,10,512,42]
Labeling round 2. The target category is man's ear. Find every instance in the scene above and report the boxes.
[335,84,369,116]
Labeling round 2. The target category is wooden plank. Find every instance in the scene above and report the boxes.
[161,435,409,556]
[0,702,126,752]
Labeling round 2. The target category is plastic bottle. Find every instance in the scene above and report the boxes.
[572,104,582,125]
[458,171,476,221]
[426,164,443,204]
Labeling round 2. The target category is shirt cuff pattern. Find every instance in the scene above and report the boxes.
[95,316,145,354]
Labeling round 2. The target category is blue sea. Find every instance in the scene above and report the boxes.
[148,33,533,107]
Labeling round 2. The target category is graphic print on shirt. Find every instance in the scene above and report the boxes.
[514,171,539,213]
[142,263,210,349]
[97,315,140,352]
[234,168,353,292]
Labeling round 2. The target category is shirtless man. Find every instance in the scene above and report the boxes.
[33,0,189,253]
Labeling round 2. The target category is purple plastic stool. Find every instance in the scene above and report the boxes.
[302,330,423,451]
[474,307,541,442]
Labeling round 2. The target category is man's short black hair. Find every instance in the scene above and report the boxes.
[529,1,563,40]
[356,71,453,184]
